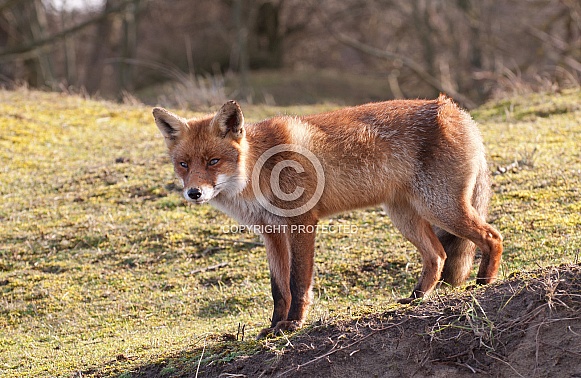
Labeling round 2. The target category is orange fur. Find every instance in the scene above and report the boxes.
[153,96,503,338]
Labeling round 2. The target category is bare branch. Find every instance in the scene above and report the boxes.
[0,0,21,13]
[0,0,138,62]
[316,9,476,108]
[524,25,581,73]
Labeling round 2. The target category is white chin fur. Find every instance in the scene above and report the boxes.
[216,173,247,197]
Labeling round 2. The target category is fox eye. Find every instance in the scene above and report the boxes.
[208,158,220,166]
[179,162,188,169]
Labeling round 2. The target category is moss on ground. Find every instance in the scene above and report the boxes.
[0,88,580,377]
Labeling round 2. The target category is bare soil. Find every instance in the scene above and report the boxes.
[195,264,581,378]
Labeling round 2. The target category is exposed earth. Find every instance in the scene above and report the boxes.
[170,264,581,377]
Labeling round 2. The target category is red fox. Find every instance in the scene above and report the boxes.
[153,95,503,338]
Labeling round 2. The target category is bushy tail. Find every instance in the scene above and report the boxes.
[437,162,491,287]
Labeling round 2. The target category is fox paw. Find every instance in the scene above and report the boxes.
[398,288,426,305]
[397,295,424,305]
[256,320,302,339]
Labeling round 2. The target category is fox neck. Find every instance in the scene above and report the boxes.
[236,135,252,194]
[210,132,272,224]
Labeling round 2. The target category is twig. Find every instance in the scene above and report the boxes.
[486,351,526,378]
[208,236,264,246]
[277,321,406,377]
[463,363,477,374]
[534,321,543,376]
[494,147,538,175]
[281,331,294,348]
[195,335,207,378]
[568,326,581,337]
[237,323,246,342]
[494,161,520,175]
[188,262,229,275]
[201,246,224,256]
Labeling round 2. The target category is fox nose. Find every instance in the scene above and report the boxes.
[186,188,202,200]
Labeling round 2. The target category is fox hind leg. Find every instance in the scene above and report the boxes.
[432,204,503,285]
[383,201,447,303]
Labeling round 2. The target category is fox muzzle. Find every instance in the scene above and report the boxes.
[186,187,202,200]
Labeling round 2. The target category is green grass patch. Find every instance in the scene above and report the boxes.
[1,87,580,377]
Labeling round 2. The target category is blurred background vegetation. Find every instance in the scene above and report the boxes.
[1,0,580,109]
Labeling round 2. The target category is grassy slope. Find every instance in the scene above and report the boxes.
[0,88,580,377]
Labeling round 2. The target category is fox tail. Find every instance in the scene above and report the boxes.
[437,161,491,286]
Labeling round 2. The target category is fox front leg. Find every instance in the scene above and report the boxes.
[257,222,317,339]
[257,231,292,339]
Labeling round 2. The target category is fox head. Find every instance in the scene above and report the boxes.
[153,101,248,204]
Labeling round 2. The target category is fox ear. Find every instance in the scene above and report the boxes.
[152,107,187,147]
[211,100,244,139]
